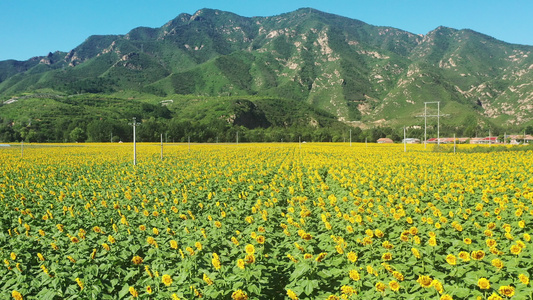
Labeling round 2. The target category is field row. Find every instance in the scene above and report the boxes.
[1,143,532,299]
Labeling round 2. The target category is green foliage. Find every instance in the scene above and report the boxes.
[1,7,533,132]
[214,53,253,92]
[171,70,204,95]
[271,36,295,58]
[69,127,86,142]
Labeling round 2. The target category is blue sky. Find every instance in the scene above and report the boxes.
[1,0,532,61]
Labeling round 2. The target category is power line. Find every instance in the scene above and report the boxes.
[416,101,449,148]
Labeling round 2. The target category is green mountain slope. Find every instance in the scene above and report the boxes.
[1,7,533,135]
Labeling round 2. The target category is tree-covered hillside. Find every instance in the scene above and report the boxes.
[1,8,533,142]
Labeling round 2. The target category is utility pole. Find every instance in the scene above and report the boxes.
[437,102,440,146]
[417,101,448,149]
[349,129,352,147]
[454,133,456,154]
[425,104,427,149]
[403,127,406,153]
[160,134,163,161]
[129,117,141,166]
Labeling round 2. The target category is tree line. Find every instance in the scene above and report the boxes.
[1,115,532,143]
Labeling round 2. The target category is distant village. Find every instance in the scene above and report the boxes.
[377,135,533,144]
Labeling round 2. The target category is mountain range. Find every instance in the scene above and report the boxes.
[1,8,533,141]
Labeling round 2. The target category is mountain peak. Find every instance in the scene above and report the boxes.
[1,8,532,127]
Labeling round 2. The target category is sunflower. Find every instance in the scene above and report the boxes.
[375,282,386,292]
[409,226,418,235]
[347,251,358,263]
[131,256,143,265]
[381,252,392,261]
[432,280,444,294]
[498,285,515,297]
[446,254,457,265]
[458,251,470,261]
[237,259,245,269]
[11,291,23,300]
[486,239,497,247]
[389,280,400,292]
[170,240,178,249]
[75,278,84,290]
[393,271,404,281]
[245,254,255,264]
[301,233,312,240]
[510,244,522,255]
[129,286,139,298]
[471,250,485,260]
[411,248,421,259]
[349,269,360,281]
[487,293,503,300]
[417,275,433,288]
[315,252,327,262]
[340,285,356,295]
[491,259,504,269]
[162,274,173,286]
[518,274,529,285]
[231,289,248,300]
[478,278,490,290]
[195,242,203,251]
[382,241,394,249]
[245,244,255,254]
[202,273,213,285]
[211,253,221,270]
[287,289,298,300]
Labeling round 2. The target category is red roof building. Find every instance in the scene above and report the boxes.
[377,138,394,143]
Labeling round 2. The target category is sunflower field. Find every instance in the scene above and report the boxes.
[1,143,533,300]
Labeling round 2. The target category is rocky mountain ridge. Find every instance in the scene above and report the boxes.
[1,8,532,126]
